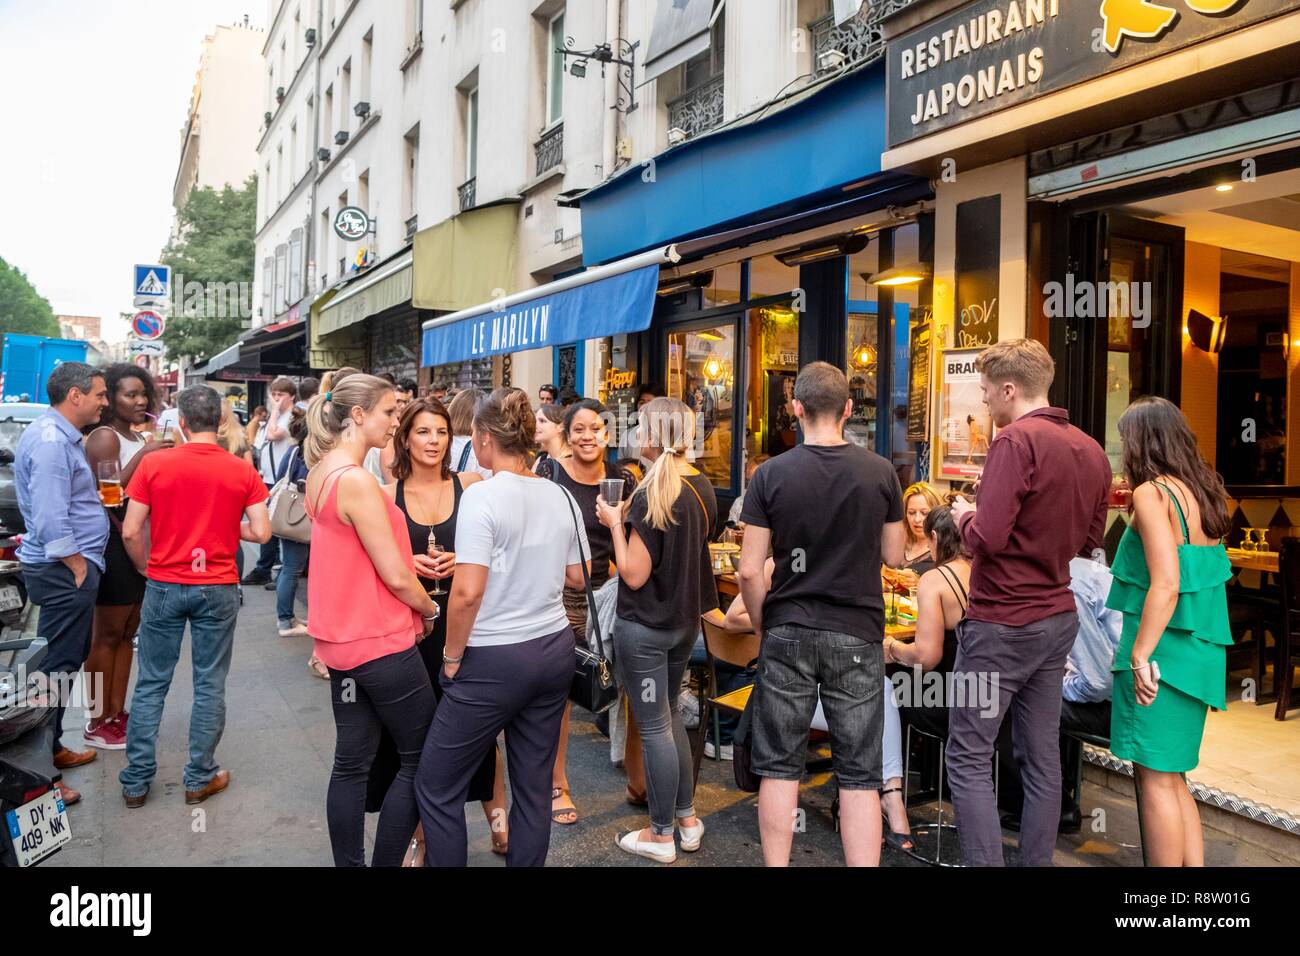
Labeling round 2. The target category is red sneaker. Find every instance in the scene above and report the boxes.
[84,719,127,750]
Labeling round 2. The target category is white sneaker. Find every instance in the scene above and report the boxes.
[278,620,310,638]
[704,741,733,761]
[678,690,700,730]
[616,829,677,864]
[678,818,705,853]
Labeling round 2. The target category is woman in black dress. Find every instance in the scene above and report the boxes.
[372,398,507,862]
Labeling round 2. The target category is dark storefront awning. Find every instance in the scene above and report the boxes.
[642,0,719,85]
[421,246,678,367]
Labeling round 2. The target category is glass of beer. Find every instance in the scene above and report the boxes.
[97,461,123,507]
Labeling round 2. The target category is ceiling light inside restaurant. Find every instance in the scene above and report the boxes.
[695,329,725,341]
[852,340,877,371]
[703,357,724,381]
[868,262,932,287]
[1186,308,1226,353]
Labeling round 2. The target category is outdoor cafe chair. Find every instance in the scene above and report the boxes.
[690,609,760,789]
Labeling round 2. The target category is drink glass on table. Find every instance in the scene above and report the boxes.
[598,477,624,508]
[97,460,122,507]
[426,528,447,597]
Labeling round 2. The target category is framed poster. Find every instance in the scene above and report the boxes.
[938,349,993,480]
[906,319,933,443]
[765,370,798,456]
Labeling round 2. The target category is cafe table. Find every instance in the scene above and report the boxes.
[713,572,917,639]
[1226,548,1280,575]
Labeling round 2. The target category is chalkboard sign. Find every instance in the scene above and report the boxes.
[954,195,1000,349]
[906,318,932,443]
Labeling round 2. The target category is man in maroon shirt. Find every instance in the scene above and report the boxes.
[948,339,1110,867]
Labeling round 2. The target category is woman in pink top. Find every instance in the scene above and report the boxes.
[304,373,439,867]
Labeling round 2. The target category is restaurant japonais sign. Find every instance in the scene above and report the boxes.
[887,0,1298,148]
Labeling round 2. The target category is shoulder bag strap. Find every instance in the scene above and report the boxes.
[456,440,473,473]
[682,474,711,529]
[560,486,606,661]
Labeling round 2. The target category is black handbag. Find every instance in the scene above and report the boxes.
[559,485,618,715]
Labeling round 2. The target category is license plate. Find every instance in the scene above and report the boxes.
[0,584,21,612]
[6,789,71,866]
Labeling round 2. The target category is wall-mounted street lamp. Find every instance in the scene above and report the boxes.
[558,37,639,114]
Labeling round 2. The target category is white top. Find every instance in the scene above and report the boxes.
[257,409,294,484]
[363,446,386,483]
[449,434,494,481]
[90,426,147,470]
[455,472,588,647]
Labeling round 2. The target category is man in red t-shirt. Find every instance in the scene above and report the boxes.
[118,385,271,809]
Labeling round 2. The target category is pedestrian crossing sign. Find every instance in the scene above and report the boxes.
[133,264,171,300]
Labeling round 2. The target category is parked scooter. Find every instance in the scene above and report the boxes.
[0,637,72,867]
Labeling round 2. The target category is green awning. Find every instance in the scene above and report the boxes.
[316,250,413,338]
[413,201,519,311]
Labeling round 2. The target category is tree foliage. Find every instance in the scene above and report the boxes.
[159,174,257,361]
[0,257,60,338]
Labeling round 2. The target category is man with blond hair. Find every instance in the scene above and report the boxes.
[948,338,1111,866]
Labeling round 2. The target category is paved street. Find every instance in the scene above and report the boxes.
[38,549,1286,868]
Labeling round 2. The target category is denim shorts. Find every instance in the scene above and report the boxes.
[751,623,884,790]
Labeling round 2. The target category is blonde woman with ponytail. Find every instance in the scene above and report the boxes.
[596,397,718,863]
[303,373,440,867]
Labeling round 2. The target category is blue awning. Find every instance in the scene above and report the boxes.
[421,248,675,367]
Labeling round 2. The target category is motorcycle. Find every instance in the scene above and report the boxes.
[0,637,72,867]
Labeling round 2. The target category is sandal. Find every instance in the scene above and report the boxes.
[626,785,648,808]
[551,787,578,825]
[402,836,425,867]
[879,786,914,852]
[307,656,330,680]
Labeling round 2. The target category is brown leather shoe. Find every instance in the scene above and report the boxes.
[56,782,81,806]
[185,769,230,805]
[53,747,96,770]
[122,788,147,809]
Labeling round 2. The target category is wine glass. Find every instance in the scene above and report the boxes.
[427,528,447,597]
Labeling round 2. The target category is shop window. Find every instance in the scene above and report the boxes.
[668,322,736,489]
[747,303,800,459]
[1215,252,1290,485]
[749,253,800,301]
[847,240,880,450]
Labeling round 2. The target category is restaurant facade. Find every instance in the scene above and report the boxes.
[877,0,1300,839]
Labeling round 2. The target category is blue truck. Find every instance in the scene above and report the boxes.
[0,334,90,403]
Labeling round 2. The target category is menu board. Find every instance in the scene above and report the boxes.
[906,318,932,443]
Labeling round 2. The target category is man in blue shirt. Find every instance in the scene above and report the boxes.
[15,362,109,805]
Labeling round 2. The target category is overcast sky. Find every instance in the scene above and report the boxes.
[0,0,264,343]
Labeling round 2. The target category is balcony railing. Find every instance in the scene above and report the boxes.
[405,215,418,241]
[534,123,564,177]
[809,1,912,72]
[458,177,476,212]
[667,74,724,142]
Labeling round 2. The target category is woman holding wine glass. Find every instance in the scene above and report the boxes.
[377,398,509,861]
[83,364,173,750]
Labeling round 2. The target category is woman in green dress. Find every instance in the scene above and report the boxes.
[1107,397,1232,867]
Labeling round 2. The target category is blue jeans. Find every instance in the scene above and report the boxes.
[275,539,309,627]
[120,581,240,795]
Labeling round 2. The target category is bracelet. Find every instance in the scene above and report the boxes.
[1131,661,1153,671]
[442,652,463,664]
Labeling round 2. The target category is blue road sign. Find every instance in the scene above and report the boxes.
[133,264,171,299]
[131,311,165,341]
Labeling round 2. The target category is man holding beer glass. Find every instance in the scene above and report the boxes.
[13,363,111,805]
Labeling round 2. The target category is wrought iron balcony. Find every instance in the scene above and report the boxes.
[534,123,564,177]
[666,74,724,142]
[405,215,418,241]
[458,177,476,212]
[809,1,911,72]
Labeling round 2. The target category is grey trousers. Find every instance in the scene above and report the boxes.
[946,609,1078,867]
[613,617,698,835]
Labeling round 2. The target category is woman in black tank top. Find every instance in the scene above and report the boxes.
[372,399,506,860]
[886,506,972,739]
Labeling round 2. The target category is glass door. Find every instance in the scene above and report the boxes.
[665,317,740,492]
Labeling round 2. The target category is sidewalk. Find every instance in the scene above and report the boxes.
[37,561,1289,867]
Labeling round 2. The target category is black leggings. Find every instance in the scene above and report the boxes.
[326,645,435,866]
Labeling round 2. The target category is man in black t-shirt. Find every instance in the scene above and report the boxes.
[738,361,905,867]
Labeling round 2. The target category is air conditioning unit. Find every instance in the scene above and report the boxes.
[353,101,370,119]
[334,130,349,146]
[316,147,331,162]
[305,27,317,46]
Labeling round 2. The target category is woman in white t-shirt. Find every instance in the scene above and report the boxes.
[414,387,588,867]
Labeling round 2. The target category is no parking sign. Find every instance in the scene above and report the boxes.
[131,311,165,340]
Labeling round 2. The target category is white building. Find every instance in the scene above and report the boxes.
[249,0,871,398]
[172,20,265,237]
